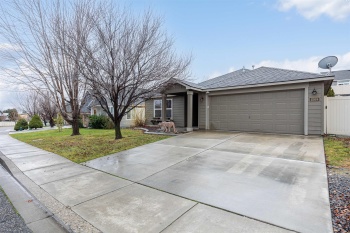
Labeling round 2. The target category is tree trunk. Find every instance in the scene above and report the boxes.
[71,118,80,136]
[114,118,122,140]
[49,118,55,127]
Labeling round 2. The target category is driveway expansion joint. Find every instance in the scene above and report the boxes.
[159,203,199,233]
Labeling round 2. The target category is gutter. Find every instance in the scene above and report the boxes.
[203,76,334,92]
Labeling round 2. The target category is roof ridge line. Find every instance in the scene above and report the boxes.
[260,66,327,76]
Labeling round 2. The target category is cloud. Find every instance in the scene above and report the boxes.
[0,43,20,51]
[255,51,350,73]
[277,0,350,20]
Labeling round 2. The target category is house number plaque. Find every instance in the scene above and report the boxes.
[309,97,320,102]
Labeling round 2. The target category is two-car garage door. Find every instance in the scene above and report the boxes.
[209,89,304,134]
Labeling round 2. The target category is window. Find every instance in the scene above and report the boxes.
[126,109,132,120]
[109,106,114,116]
[154,99,172,118]
[337,80,350,86]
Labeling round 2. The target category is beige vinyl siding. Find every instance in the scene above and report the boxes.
[308,82,324,135]
[145,100,154,125]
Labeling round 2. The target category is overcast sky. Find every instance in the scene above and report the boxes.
[1,0,350,110]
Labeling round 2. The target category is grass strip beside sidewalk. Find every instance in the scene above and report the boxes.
[324,136,350,168]
[11,128,169,163]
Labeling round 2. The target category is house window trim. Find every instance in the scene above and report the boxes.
[337,80,350,86]
[126,108,132,120]
[154,99,173,119]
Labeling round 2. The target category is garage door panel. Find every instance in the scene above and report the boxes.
[290,102,303,109]
[209,89,304,134]
[250,114,261,120]
[275,114,287,120]
[275,103,287,109]
[262,114,273,120]
[275,124,288,132]
[290,113,303,120]
[251,103,260,110]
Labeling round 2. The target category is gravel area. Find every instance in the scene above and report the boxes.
[328,167,350,233]
[140,125,187,134]
[0,187,32,233]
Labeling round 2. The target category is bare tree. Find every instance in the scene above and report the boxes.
[0,0,98,135]
[16,91,40,118]
[81,6,191,139]
[38,93,57,127]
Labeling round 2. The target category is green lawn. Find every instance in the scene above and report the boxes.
[324,136,350,168]
[11,128,170,163]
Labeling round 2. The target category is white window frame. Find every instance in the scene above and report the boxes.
[154,99,172,119]
[109,106,114,116]
[126,108,132,120]
[337,80,350,86]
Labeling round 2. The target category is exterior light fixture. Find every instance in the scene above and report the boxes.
[312,88,317,95]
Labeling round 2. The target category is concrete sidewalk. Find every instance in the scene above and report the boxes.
[0,133,292,233]
[0,164,67,233]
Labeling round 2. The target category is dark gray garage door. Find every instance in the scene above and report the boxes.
[209,89,304,134]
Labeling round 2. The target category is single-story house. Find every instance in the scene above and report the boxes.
[325,70,350,96]
[90,102,145,128]
[0,112,9,121]
[145,66,334,135]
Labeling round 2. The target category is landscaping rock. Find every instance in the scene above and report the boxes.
[327,167,350,233]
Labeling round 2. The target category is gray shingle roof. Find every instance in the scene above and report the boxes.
[179,80,204,89]
[322,70,350,81]
[197,66,330,89]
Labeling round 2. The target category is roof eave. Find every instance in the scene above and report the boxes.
[174,80,203,91]
[204,76,334,92]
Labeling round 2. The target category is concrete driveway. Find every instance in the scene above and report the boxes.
[84,131,332,233]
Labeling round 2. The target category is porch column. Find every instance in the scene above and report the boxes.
[187,91,193,131]
[304,85,309,136]
[205,91,209,130]
[161,93,167,122]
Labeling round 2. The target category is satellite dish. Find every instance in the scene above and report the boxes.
[318,56,338,74]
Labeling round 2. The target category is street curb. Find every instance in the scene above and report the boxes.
[0,153,73,233]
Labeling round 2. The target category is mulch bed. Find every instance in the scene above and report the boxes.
[327,166,350,233]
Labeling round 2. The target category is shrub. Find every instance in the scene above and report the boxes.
[29,114,43,129]
[55,114,64,132]
[14,118,28,131]
[89,115,112,129]
[327,87,335,97]
[105,118,115,129]
[132,108,146,127]
[78,118,84,128]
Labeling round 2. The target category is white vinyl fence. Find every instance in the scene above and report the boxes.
[0,121,15,127]
[324,96,350,136]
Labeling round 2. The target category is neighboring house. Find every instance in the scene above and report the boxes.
[18,113,29,121]
[80,93,94,127]
[325,70,350,96]
[0,112,10,121]
[90,102,145,128]
[145,66,334,135]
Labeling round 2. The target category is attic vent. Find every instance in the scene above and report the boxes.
[242,66,246,73]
